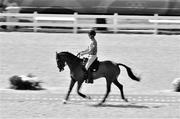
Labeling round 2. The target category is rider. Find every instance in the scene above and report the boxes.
[79,29,97,83]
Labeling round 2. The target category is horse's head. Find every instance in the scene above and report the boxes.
[56,51,82,72]
[56,52,66,72]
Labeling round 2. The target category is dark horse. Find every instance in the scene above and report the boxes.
[56,51,140,105]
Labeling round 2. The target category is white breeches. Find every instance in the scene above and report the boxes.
[85,55,97,70]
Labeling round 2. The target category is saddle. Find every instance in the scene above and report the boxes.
[82,57,100,72]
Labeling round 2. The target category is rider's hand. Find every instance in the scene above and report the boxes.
[77,52,82,57]
[80,51,84,55]
[77,52,80,57]
[80,52,83,56]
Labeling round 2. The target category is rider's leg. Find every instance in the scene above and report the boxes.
[85,55,97,83]
[87,68,93,83]
[82,67,88,82]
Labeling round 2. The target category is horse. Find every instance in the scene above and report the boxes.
[56,51,140,105]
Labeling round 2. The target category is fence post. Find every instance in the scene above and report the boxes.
[153,14,158,35]
[33,11,38,32]
[73,12,78,34]
[113,13,118,33]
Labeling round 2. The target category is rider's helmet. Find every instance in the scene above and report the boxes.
[88,29,96,36]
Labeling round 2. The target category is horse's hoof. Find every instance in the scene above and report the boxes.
[62,99,67,104]
[123,98,128,102]
[97,102,103,106]
[86,96,91,100]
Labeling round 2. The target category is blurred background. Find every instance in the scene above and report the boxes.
[0,0,180,34]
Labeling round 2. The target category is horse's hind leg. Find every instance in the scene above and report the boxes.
[113,79,128,102]
[63,77,76,104]
[99,78,112,105]
[77,80,91,99]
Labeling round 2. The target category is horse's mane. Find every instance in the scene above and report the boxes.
[59,51,81,61]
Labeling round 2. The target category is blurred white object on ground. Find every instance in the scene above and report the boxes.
[172,78,180,92]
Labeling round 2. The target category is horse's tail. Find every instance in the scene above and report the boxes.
[117,63,141,82]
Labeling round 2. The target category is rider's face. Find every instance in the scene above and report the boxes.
[88,34,94,39]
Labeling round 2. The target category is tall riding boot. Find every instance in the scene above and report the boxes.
[87,69,93,84]
[82,67,88,82]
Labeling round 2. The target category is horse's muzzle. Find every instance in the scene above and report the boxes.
[58,68,64,72]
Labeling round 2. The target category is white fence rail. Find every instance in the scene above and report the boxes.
[0,12,180,34]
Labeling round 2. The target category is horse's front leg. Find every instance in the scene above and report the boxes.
[77,80,91,99]
[63,77,76,104]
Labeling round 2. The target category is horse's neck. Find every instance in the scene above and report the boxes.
[64,54,81,70]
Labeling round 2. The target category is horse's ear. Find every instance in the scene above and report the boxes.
[56,52,58,58]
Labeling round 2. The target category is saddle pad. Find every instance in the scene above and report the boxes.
[82,57,100,72]
[89,58,100,72]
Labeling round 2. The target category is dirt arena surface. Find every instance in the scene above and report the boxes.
[0,32,180,118]
[0,90,180,119]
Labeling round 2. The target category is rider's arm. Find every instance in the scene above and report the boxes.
[83,41,96,55]
[80,47,90,55]
[80,41,96,56]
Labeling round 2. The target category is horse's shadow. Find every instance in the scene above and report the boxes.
[90,103,161,109]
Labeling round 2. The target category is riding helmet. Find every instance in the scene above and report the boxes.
[88,29,96,36]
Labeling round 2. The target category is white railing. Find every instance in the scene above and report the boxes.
[0,12,180,34]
